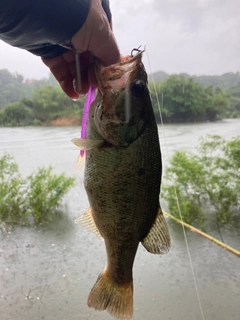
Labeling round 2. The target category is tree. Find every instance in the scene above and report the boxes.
[227,82,240,118]
[205,86,230,121]
[14,85,85,123]
[150,70,240,90]
[0,102,34,126]
[149,76,229,122]
[0,69,59,110]
[0,69,24,109]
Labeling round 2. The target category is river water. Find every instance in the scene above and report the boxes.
[0,119,240,320]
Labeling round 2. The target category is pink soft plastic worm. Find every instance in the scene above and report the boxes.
[80,86,96,157]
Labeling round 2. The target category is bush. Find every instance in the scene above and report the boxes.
[0,154,29,224]
[0,154,75,225]
[31,119,42,126]
[162,135,240,225]
[28,167,75,224]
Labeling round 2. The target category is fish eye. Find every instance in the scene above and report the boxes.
[131,80,145,96]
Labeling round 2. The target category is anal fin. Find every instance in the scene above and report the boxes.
[75,208,103,240]
[141,207,171,254]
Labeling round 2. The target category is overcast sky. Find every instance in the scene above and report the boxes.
[0,0,239,79]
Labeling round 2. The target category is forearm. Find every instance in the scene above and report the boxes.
[0,0,108,58]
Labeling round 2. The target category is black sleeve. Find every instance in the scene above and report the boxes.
[0,0,112,59]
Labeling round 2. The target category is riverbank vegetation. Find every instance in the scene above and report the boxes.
[0,69,240,126]
[162,135,240,226]
[0,69,85,126]
[149,76,230,122]
[0,84,85,126]
[0,154,75,225]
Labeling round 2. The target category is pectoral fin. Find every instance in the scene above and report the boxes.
[71,138,104,150]
[75,208,103,240]
[141,208,171,254]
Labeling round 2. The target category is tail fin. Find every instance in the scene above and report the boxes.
[87,271,133,319]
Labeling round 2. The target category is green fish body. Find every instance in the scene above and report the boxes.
[72,52,170,319]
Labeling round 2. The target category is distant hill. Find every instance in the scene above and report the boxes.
[149,71,169,82]
[150,71,240,90]
[0,69,57,109]
[1,68,240,111]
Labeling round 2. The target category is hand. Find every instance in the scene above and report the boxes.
[42,0,120,99]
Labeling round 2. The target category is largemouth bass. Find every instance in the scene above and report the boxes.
[72,51,170,319]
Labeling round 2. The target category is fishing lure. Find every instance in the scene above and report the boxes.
[80,86,95,157]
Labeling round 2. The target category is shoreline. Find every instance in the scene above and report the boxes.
[0,116,239,128]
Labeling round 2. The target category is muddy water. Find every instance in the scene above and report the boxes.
[0,119,240,320]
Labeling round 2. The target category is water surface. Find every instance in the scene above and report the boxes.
[0,120,240,320]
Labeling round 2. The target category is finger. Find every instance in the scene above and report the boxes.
[42,54,79,99]
[90,0,120,65]
[74,52,91,95]
[60,76,79,99]
[87,52,98,88]
[89,24,120,67]
[72,0,120,67]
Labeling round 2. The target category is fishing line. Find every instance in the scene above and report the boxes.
[75,52,82,94]
[145,50,206,320]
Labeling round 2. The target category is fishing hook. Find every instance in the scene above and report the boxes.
[131,46,145,57]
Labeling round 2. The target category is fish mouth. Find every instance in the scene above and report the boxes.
[93,49,148,146]
[95,50,145,94]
